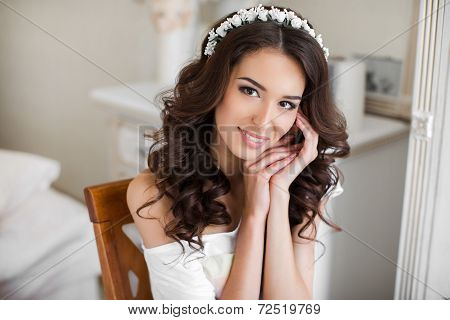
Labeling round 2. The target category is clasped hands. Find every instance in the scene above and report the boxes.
[243,112,319,195]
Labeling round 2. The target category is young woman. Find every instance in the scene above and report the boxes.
[127,4,350,300]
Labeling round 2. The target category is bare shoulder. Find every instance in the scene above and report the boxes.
[126,168,176,249]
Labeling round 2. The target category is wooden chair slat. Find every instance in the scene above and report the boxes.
[84,178,152,300]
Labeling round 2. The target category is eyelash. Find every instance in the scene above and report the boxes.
[238,86,298,110]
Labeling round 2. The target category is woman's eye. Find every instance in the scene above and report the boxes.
[239,86,258,97]
[280,101,297,110]
[239,86,297,110]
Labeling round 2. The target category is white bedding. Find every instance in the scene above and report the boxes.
[0,187,102,299]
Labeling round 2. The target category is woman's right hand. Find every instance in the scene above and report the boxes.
[241,134,301,222]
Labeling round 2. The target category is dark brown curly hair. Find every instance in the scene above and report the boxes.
[135,4,351,265]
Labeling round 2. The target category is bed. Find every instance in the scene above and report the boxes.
[0,149,102,299]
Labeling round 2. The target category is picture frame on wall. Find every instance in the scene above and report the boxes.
[352,0,418,123]
[353,54,412,122]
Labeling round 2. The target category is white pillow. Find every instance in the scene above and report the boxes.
[0,149,60,214]
[0,187,100,282]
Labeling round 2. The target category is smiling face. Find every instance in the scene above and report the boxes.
[214,48,307,161]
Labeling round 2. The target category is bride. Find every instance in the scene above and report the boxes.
[127,4,350,300]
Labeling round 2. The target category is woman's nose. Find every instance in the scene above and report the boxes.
[251,103,275,127]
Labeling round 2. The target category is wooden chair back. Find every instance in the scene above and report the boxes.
[84,178,152,300]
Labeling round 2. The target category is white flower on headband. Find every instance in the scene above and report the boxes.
[204,3,330,61]
[258,8,269,21]
[316,34,323,47]
[268,7,286,23]
[286,10,297,21]
[215,20,232,37]
[290,17,302,29]
[245,9,258,22]
[230,14,242,27]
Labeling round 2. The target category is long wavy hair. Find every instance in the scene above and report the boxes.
[136,4,350,264]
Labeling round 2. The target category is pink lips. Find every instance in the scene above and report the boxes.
[238,127,270,140]
[239,127,270,149]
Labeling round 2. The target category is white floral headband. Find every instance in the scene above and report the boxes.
[204,4,329,61]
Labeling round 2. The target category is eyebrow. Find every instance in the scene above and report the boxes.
[237,77,303,100]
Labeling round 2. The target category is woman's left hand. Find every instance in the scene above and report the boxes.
[269,112,319,193]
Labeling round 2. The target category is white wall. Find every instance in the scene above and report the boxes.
[279,0,418,60]
[0,0,156,201]
[0,0,417,202]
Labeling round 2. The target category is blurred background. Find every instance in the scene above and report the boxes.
[0,0,422,299]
